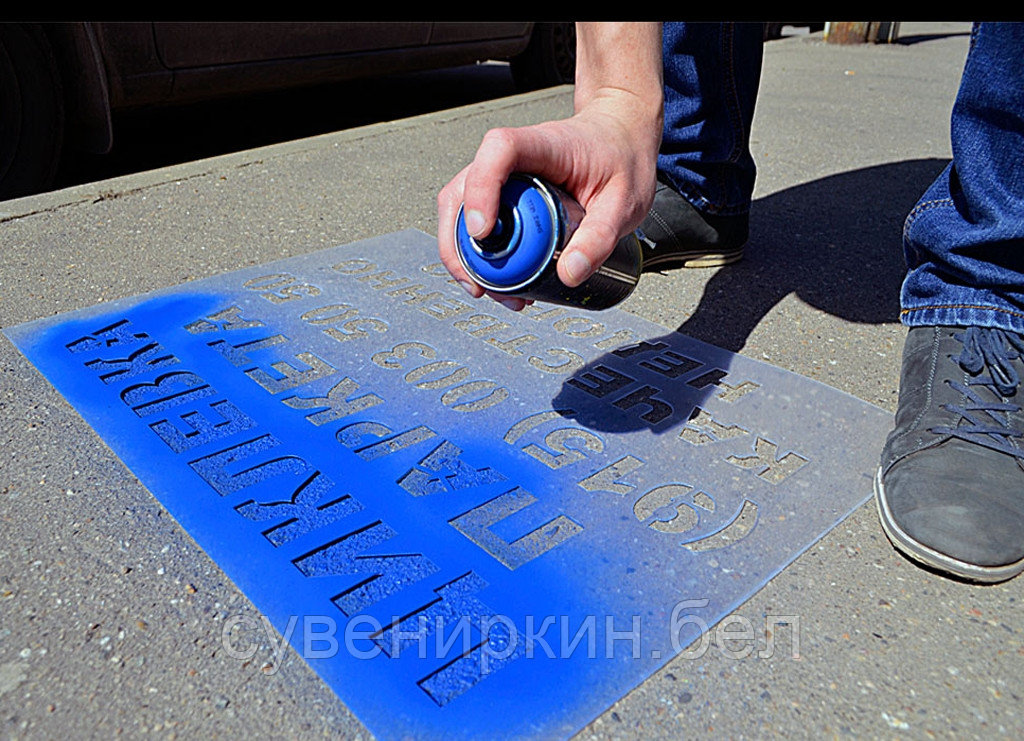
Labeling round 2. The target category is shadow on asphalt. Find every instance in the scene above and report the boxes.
[675,158,950,352]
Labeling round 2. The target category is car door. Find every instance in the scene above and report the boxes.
[150,22,434,68]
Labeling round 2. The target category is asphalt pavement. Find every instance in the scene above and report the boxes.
[4,21,1022,739]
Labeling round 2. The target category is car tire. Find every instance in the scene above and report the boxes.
[510,22,576,92]
[0,24,64,201]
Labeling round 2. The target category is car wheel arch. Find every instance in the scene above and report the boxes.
[45,22,114,155]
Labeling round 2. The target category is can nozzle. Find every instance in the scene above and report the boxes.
[474,203,517,257]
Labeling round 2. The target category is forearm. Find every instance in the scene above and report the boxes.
[573,22,664,156]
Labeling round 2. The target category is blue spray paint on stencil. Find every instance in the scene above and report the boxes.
[5,229,891,739]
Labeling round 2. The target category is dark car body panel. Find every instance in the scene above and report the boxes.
[87,22,534,110]
[2,21,560,198]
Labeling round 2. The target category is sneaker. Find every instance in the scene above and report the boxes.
[875,325,1024,582]
[637,173,749,271]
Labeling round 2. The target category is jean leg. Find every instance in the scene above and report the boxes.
[658,22,764,216]
[901,22,1024,333]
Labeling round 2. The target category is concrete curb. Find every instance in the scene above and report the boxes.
[0,85,572,223]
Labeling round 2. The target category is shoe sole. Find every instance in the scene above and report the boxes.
[642,250,744,271]
[873,468,1024,583]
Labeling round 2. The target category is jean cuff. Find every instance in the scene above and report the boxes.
[900,303,1024,335]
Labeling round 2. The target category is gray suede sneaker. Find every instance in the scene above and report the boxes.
[875,325,1024,582]
[637,174,749,271]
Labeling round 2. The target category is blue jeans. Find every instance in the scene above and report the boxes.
[901,22,1024,334]
[658,22,764,216]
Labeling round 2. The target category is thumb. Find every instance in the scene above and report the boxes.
[557,215,621,287]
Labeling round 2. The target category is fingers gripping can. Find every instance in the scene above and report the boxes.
[454,174,643,310]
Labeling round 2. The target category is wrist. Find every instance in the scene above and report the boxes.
[579,88,663,165]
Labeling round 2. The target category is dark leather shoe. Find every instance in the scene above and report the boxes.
[637,174,749,271]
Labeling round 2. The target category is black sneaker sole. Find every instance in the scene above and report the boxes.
[874,467,1024,583]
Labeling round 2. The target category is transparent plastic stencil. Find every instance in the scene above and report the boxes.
[5,229,891,740]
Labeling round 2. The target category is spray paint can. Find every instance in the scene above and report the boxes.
[454,174,643,310]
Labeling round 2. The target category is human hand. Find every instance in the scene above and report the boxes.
[437,94,661,310]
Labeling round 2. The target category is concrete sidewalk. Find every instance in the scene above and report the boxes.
[3,21,1020,739]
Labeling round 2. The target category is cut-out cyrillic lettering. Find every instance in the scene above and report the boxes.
[726,438,808,484]
[236,471,363,547]
[190,434,313,497]
[577,456,644,495]
[150,399,257,453]
[293,521,440,616]
[398,440,506,496]
[121,371,214,416]
[245,351,336,394]
[566,365,635,398]
[450,487,583,569]
[612,385,673,425]
[284,378,384,426]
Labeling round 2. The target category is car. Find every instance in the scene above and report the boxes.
[0,22,577,200]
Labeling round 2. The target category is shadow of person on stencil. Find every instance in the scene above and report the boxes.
[552,158,948,434]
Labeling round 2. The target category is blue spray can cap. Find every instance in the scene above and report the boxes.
[453,173,641,310]
[455,174,565,292]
